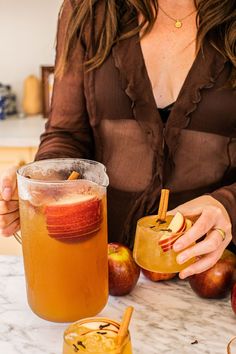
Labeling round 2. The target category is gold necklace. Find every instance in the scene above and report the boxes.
[158,5,196,28]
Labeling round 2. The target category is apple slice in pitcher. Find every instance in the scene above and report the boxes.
[45,194,102,240]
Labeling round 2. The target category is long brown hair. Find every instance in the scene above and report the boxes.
[57,0,236,85]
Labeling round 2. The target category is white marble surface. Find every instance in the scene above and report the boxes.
[0,115,46,147]
[0,256,235,354]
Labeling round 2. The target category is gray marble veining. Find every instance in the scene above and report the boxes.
[0,256,235,354]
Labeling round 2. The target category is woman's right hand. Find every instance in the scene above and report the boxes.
[0,166,20,237]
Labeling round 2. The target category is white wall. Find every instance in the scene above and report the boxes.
[0,0,62,111]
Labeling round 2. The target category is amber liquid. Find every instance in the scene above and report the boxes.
[133,215,195,273]
[19,196,108,322]
[63,318,133,354]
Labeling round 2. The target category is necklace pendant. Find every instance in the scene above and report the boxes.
[175,20,182,28]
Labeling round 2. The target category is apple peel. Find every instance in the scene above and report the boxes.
[158,213,192,253]
[45,195,102,240]
[168,211,185,233]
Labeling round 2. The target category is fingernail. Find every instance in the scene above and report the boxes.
[179,271,190,279]
[173,242,183,252]
[177,254,187,264]
[2,187,12,200]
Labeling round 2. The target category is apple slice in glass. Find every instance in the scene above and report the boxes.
[168,211,185,233]
[159,231,183,247]
[158,212,185,248]
[45,194,102,240]
[160,232,183,252]
[158,213,192,253]
[185,218,192,231]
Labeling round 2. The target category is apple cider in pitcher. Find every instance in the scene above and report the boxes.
[17,159,109,322]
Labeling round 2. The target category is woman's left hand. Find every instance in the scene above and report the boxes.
[169,195,232,279]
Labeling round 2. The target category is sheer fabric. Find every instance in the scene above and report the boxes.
[36,0,236,247]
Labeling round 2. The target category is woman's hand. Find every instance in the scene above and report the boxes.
[0,166,20,237]
[169,195,232,279]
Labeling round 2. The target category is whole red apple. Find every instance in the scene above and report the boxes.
[231,283,236,315]
[189,251,236,299]
[142,268,177,282]
[108,243,140,296]
[221,249,236,268]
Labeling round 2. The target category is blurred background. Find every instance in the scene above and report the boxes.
[0,0,61,109]
[0,0,62,254]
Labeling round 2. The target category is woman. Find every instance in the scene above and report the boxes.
[0,0,235,279]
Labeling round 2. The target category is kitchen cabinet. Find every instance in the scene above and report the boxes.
[0,147,38,171]
[0,115,45,171]
[0,115,45,255]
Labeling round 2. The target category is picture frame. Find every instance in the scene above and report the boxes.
[41,65,54,118]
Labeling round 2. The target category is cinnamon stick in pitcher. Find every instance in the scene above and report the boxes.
[67,171,80,180]
[0,171,80,201]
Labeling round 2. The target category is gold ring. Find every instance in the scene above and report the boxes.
[212,227,226,241]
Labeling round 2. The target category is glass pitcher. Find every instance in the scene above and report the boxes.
[16,158,109,322]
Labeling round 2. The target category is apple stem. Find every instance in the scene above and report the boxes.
[117,306,134,346]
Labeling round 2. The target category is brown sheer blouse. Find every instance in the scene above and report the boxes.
[35,0,236,248]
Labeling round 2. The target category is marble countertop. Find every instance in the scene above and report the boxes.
[0,255,235,354]
[0,115,46,147]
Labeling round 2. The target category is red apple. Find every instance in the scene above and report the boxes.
[189,250,236,299]
[108,243,140,296]
[231,282,236,315]
[221,249,236,268]
[142,268,177,281]
[45,194,102,240]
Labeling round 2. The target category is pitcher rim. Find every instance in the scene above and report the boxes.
[16,158,109,187]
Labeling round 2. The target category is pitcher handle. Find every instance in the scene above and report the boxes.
[13,232,22,244]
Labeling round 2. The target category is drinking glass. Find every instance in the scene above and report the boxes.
[228,337,236,354]
[63,317,133,354]
[133,214,195,273]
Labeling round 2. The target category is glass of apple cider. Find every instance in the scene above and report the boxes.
[227,337,236,354]
[63,317,132,354]
[16,158,109,322]
[133,213,195,273]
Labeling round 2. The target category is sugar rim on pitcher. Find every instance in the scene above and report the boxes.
[16,158,109,187]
